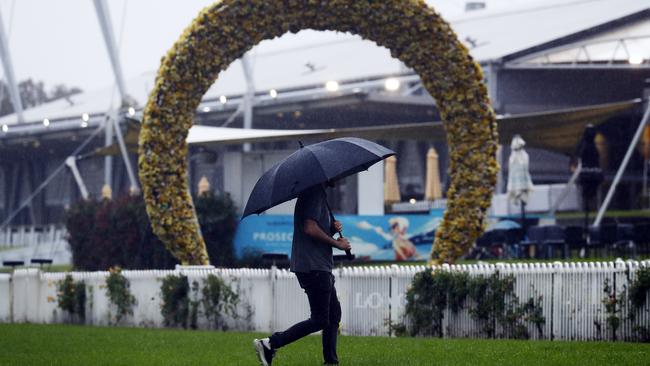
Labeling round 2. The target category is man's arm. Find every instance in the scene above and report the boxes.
[304,219,351,251]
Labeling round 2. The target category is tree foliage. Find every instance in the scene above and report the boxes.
[0,78,82,116]
[65,192,237,270]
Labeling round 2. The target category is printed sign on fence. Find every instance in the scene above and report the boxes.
[235,212,443,261]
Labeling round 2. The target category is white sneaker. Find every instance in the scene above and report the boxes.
[253,338,275,366]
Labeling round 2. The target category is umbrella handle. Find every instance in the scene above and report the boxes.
[345,249,353,260]
[336,230,354,260]
[324,187,353,260]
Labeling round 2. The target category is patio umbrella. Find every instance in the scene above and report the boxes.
[424,147,442,201]
[243,137,395,259]
[507,135,534,233]
[101,184,112,200]
[198,176,210,196]
[384,156,401,205]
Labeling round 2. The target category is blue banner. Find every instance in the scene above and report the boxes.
[235,211,444,261]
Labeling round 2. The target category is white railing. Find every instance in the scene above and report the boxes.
[0,261,648,341]
[0,225,67,248]
[490,184,581,216]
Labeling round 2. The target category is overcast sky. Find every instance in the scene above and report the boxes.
[0,0,564,92]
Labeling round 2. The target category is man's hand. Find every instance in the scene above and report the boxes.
[335,237,351,251]
[305,219,351,250]
[332,220,343,233]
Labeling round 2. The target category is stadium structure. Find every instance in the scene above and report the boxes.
[0,0,648,255]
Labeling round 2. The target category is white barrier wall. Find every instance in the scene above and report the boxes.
[0,261,648,341]
[490,184,581,216]
[0,274,10,323]
[0,225,67,249]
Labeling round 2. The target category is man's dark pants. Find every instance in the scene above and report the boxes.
[269,271,341,364]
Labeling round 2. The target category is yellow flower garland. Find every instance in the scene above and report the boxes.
[139,0,498,265]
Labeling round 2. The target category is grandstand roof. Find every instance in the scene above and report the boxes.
[95,99,639,156]
[0,0,648,126]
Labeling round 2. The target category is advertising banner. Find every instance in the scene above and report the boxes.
[235,211,444,261]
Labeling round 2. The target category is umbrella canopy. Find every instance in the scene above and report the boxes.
[243,137,395,218]
[424,147,442,201]
[384,155,401,204]
[507,135,534,204]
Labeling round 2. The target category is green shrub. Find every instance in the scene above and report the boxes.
[160,273,241,330]
[404,269,469,337]
[189,281,200,330]
[195,192,238,268]
[201,274,239,330]
[466,272,539,339]
[629,266,650,342]
[521,294,546,338]
[65,192,238,270]
[105,267,136,325]
[56,274,86,323]
[160,274,190,328]
[629,266,650,309]
[65,200,102,269]
[401,269,545,339]
[602,278,623,341]
[601,266,650,342]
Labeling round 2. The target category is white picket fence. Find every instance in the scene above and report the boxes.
[1,260,648,341]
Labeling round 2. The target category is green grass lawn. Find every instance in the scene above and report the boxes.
[0,324,648,366]
[0,264,72,273]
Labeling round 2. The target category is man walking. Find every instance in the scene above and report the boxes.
[254,183,351,366]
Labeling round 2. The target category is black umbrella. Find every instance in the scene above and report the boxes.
[243,137,395,258]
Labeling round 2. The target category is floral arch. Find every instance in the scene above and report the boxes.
[139,0,499,265]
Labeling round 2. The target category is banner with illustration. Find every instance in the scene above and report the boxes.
[235,211,444,261]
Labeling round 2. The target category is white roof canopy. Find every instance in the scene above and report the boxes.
[511,17,650,65]
[115,99,634,155]
[187,125,329,145]
[0,0,647,126]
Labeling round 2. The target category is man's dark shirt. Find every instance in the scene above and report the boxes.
[290,185,333,273]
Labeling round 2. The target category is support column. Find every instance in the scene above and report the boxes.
[241,53,255,152]
[496,145,504,194]
[65,157,90,200]
[486,61,501,113]
[93,0,128,102]
[104,119,114,194]
[0,7,24,123]
[223,152,244,212]
[594,101,650,226]
[112,116,139,194]
[358,160,384,215]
